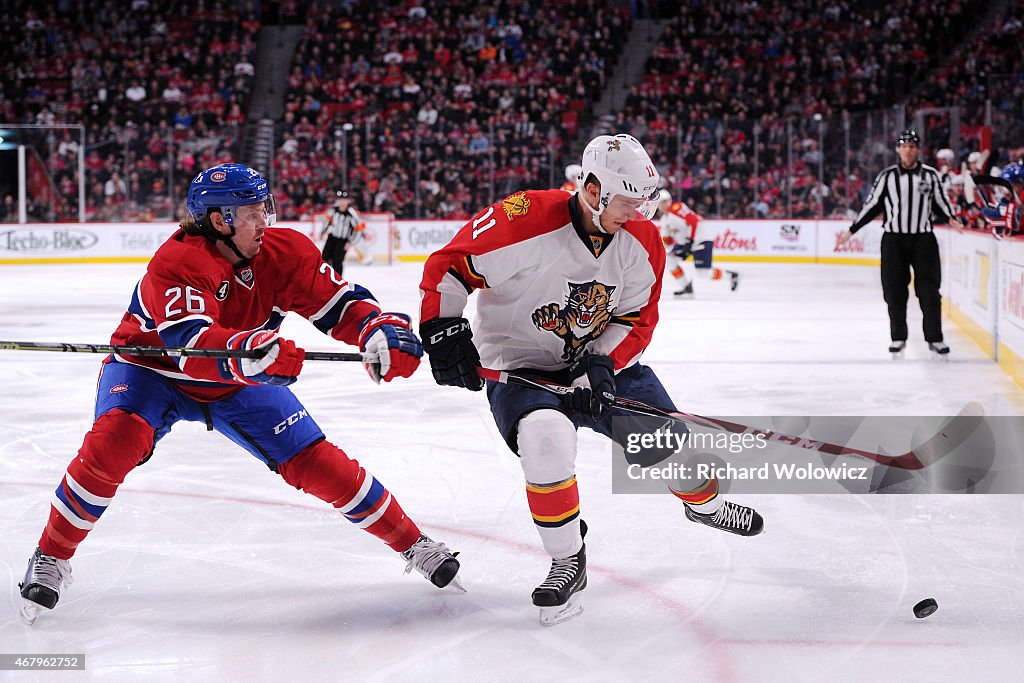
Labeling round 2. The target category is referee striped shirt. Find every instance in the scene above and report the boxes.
[850,163,957,234]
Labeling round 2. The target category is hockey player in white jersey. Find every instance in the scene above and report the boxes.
[655,189,740,297]
[419,134,764,626]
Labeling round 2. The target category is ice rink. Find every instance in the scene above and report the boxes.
[1,258,1023,682]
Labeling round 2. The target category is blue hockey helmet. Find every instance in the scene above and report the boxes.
[186,163,277,227]
[1000,160,1024,184]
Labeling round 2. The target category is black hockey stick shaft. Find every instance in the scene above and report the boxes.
[477,368,981,470]
[0,340,365,362]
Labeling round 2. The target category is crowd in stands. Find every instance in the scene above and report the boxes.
[272,0,628,220]
[0,0,260,221]
[1,0,1021,224]
[617,0,1004,219]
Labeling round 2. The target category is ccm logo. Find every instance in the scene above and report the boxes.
[274,409,308,435]
[428,321,469,345]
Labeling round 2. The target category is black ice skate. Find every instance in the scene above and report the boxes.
[729,271,741,291]
[19,547,73,625]
[532,520,588,626]
[889,340,906,359]
[684,500,764,537]
[402,534,464,590]
[674,282,694,298]
[928,341,950,360]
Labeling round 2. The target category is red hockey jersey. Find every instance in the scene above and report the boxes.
[111,227,381,401]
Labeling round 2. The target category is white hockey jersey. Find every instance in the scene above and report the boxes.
[656,200,711,246]
[420,190,665,372]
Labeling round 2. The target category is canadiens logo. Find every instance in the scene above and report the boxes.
[502,192,531,220]
[216,281,230,300]
[531,280,616,361]
[210,170,227,182]
[110,383,128,394]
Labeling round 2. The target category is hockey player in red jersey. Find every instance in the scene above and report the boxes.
[655,189,740,297]
[419,134,763,626]
[18,163,460,626]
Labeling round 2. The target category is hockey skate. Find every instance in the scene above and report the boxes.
[729,271,741,291]
[684,500,764,537]
[532,520,587,626]
[889,340,906,359]
[402,534,464,591]
[18,547,73,625]
[928,341,950,361]
[674,282,694,298]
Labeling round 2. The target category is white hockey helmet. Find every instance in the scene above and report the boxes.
[579,133,660,226]
[936,148,954,162]
[564,163,583,183]
[658,189,672,204]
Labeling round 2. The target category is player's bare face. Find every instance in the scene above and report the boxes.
[897,142,919,169]
[600,195,645,232]
[231,203,269,259]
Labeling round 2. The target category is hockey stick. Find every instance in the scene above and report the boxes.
[478,368,983,471]
[0,340,366,362]
[970,174,1015,205]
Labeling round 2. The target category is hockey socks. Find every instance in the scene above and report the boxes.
[526,476,583,558]
[278,440,421,551]
[39,410,156,560]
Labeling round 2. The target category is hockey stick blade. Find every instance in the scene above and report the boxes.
[477,368,977,470]
[0,340,366,362]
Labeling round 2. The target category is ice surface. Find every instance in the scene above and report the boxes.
[1,261,1021,682]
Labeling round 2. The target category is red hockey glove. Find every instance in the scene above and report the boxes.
[227,330,305,386]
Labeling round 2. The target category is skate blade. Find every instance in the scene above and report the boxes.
[445,575,467,593]
[931,353,950,362]
[20,600,45,626]
[538,593,583,626]
[890,351,905,360]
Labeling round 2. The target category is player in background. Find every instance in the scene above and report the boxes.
[561,163,583,193]
[17,164,461,626]
[319,189,368,275]
[935,148,957,194]
[980,160,1024,238]
[654,189,740,297]
[419,134,764,626]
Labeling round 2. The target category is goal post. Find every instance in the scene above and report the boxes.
[310,210,395,265]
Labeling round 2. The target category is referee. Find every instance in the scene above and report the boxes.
[838,130,963,356]
[318,189,361,276]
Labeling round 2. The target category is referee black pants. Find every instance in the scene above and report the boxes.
[880,232,943,343]
[321,235,349,276]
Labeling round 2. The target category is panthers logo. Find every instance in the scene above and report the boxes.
[532,280,616,361]
[502,192,531,220]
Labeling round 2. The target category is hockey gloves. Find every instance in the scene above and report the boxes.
[671,238,693,259]
[358,312,423,383]
[420,317,484,391]
[227,330,305,386]
[567,354,616,420]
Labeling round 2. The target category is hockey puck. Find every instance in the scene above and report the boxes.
[913,598,938,618]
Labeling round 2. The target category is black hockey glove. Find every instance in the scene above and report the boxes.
[566,354,616,420]
[420,317,484,391]
[671,238,693,258]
